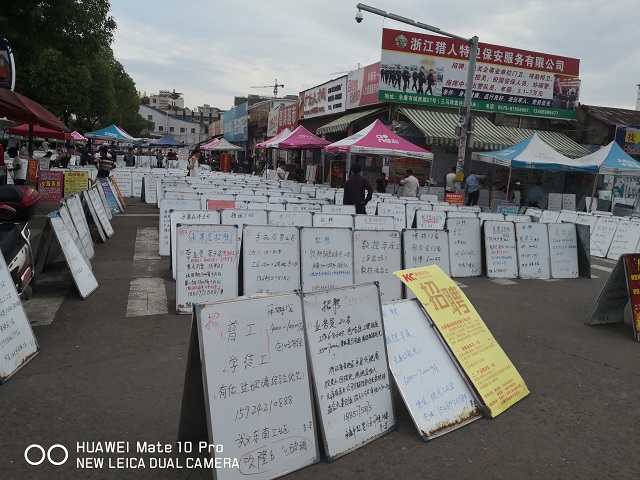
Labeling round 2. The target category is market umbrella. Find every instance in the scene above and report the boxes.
[0,88,69,132]
[9,123,72,141]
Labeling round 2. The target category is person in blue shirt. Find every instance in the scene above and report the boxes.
[465,172,489,206]
[526,181,545,208]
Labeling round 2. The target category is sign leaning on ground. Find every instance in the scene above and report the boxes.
[395,265,530,417]
[299,227,354,293]
[192,293,320,479]
[302,283,395,460]
[382,299,482,440]
[353,229,402,302]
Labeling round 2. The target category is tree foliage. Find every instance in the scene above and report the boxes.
[0,0,153,136]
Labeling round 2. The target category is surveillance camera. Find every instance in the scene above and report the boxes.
[355,9,363,23]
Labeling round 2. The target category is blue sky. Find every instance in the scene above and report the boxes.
[110,0,639,111]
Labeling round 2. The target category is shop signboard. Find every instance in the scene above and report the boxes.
[614,125,640,157]
[347,62,382,109]
[379,28,580,120]
[222,102,248,142]
[299,77,347,119]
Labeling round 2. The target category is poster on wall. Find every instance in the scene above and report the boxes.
[379,28,580,120]
[347,62,382,109]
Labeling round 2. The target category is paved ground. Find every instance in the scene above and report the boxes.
[1,200,639,480]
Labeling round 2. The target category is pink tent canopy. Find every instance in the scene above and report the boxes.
[277,125,330,149]
[325,119,433,160]
[70,130,87,141]
[254,128,292,149]
[201,138,221,150]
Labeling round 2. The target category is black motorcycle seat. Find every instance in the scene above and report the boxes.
[0,223,22,262]
[0,185,24,203]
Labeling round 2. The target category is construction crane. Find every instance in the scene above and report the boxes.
[250,79,285,97]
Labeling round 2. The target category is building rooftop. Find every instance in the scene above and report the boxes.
[581,104,640,126]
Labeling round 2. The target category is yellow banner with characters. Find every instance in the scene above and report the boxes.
[63,170,89,196]
[394,265,529,417]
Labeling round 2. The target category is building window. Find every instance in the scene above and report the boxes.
[180,127,185,133]
[152,98,156,103]
[147,115,153,120]
[158,125,163,131]
[191,128,196,134]
[169,127,174,132]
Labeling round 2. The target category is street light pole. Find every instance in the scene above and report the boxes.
[355,3,478,180]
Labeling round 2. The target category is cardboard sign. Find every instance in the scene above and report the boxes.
[38,170,64,203]
[63,170,89,196]
[394,265,530,418]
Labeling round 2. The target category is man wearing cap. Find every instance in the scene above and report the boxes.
[95,145,116,178]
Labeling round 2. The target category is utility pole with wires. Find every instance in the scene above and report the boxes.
[250,79,285,97]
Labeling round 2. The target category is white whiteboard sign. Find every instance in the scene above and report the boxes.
[170,210,220,280]
[377,203,406,231]
[447,211,478,219]
[504,214,532,223]
[539,210,560,223]
[50,215,99,299]
[415,211,446,230]
[590,217,620,258]
[353,215,396,231]
[312,213,354,228]
[195,294,319,479]
[286,203,322,213]
[242,225,301,295]
[300,227,354,293]
[447,218,482,277]
[562,194,576,211]
[86,187,114,237]
[484,221,518,279]
[0,253,39,382]
[321,204,355,214]
[607,220,640,261]
[82,189,106,243]
[548,223,579,279]
[159,198,201,256]
[268,211,313,227]
[220,209,269,244]
[59,203,91,267]
[111,170,133,197]
[65,195,95,260]
[558,211,578,224]
[403,229,450,277]
[547,193,563,211]
[353,230,402,302]
[516,222,551,279]
[131,171,145,197]
[303,284,395,460]
[175,224,238,314]
[381,299,482,439]
[458,206,481,213]
[575,214,597,233]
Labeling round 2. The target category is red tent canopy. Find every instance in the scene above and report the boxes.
[9,123,72,140]
[0,88,69,132]
[277,125,330,149]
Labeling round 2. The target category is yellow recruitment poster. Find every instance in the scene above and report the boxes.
[63,170,89,196]
[394,265,529,418]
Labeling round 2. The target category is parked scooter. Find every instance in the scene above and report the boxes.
[0,184,41,299]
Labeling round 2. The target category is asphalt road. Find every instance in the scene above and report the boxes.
[0,200,638,480]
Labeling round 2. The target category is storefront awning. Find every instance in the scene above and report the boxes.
[400,107,590,158]
[316,108,385,135]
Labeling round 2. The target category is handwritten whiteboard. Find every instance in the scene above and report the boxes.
[547,193,563,211]
[354,215,396,231]
[111,170,132,197]
[539,211,560,223]
[403,229,450,277]
[268,211,313,227]
[49,214,99,299]
[525,208,543,221]
[242,225,301,295]
[484,221,518,279]
[312,213,354,229]
[504,214,531,223]
[175,224,238,314]
[300,227,354,293]
[590,217,620,258]
[447,211,478,219]
[353,230,402,302]
[381,299,482,439]
[406,203,431,229]
[458,206,481,213]
[321,204,355,214]
[65,195,95,260]
[607,220,640,261]
[575,214,597,234]
[82,190,106,243]
[562,194,576,211]
[447,218,482,277]
[159,198,201,256]
[0,252,39,383]
[59,204,91,268]
[195,294,319,479]
[548,223,579,279]
[377,203,406,231]
[220,209,269,244]
[170,210,221,280]
[516,223,551,279]
[285,203,322,213]
[558,211,578,224]
[86,187,114,237]
[303,283,395,460]
[143,175,159,204]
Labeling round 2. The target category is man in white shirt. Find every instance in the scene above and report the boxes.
[399,168,420,198]
[41,139,49,152]
[445,166,459,193]
[276,161,287,180]
[7,146,28,185]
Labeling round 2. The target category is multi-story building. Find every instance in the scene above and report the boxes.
[139,104,208,146]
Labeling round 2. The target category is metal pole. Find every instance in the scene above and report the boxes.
[588,173,599,212]
[506,167,512,201]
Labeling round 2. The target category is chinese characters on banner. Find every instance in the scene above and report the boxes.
[38,170,64,203]
[28,159,39,184]
[347,62,382,108]
[379,28,580,119]
[298,77,347,120]
[624,254,640,342]
[394,265,530,417]
[445,193,464,205]
[63,170,89,196]
[614,125,640,156]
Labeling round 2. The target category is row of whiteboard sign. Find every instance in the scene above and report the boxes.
[171,219,582,315]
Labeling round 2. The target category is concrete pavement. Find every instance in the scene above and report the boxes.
[1,200,638,480]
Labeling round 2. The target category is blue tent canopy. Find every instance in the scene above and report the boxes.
[574,141,640,175]
[149,135,185,148]
[84,124,136,142]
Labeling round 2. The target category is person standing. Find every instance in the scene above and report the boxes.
[399,169,420,198]
[417,67,426,94]
[411,70,418,91]
[375,172,388,193]
[124,147,136,167]
[41,139,49,152]
[155,149,164,168]
[95,145,115,178]
[445,166,458,193]
[7,146,27,185]
[343,163,373,214]
[426,69,436,95]
[464,172,489,206]
[188,148,201,177]
[276,161,287,180]
[526,181,545,208]
[402,66,410,92]
[56,145,75,168]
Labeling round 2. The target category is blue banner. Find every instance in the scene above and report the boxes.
[223,102,248,142]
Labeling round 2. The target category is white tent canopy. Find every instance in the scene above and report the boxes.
[573,141,640,175]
